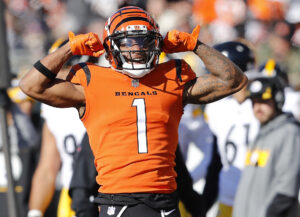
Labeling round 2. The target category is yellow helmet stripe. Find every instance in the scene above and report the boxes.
[264,59,276,76]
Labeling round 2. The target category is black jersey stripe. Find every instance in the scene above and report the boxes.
[70,68,75,75]
[79,63,91,86]
[175,59,183,82]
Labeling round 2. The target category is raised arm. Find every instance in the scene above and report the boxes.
[163,25,247,105]
[183,41,247,104]
[19,32,104,108]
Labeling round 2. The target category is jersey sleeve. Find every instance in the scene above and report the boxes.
[69,64,88,87]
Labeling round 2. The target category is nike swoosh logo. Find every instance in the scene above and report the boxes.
[164,209,176,216]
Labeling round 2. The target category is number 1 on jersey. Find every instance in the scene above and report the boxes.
[132,98,148,153]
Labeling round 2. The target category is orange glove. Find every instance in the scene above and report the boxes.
[163,25,200,53]
[68,32,105,57]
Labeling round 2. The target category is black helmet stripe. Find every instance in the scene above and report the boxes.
[112,17,154,33]
[109,6,148,27]
[110,10,146,25]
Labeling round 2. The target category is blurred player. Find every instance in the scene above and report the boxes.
[178,104,214,183]
[0,86,39,217]
[204,41,260,217]
[27,38,90,217]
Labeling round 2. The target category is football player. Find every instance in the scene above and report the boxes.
[69,132,207,217]
[204,41,260,217]
[20,6,247,217]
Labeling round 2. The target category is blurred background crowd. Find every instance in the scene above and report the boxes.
[1,0,300,217]
[4,0,300,88]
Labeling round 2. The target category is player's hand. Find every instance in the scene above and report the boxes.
[68,32,105,57]
[163,25,200,53]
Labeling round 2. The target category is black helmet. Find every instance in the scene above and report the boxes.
[213,41,255,72]
[258,59,288,86]
[247,76,285,110]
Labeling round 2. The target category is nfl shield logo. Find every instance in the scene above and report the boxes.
[131,79,139,88]
[107,206,116,215]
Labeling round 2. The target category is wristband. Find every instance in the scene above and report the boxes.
[33,60,56,80]
[27,209,43,217]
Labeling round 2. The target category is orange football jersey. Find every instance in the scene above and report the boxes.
[71,59,196,193]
